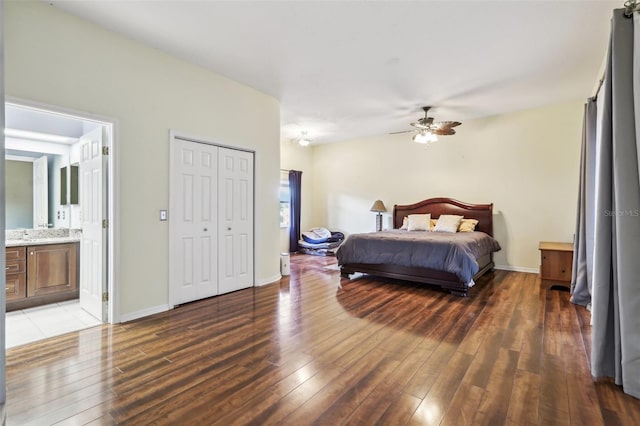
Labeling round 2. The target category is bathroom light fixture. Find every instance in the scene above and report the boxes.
[298,131,311,147]
[4,128,78,144]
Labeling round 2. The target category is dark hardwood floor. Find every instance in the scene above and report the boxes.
[6,254,640,425]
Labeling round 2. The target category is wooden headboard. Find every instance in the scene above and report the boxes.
[393,197,494,236]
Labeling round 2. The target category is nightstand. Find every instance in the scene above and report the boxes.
[539,241,573,290]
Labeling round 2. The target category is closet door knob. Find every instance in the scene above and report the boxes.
[228,227,232,231]
[203,228,208,232]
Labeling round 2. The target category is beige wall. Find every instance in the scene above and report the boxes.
[311,102,583,271]
[279,140,314,252]
[5,2,282,318]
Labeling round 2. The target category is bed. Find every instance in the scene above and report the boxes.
[337,197,500,296]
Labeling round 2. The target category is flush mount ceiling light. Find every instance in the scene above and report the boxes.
[298,131,311,147]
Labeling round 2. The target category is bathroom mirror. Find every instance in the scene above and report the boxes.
[70,165,79,205]
[59,165,79,206]
[6,152,70,229]
[60,166,68,205]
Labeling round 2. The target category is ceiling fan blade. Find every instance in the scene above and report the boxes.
[432,121,462,129]
[432,128,456,136]
[389,130,414,135]
[410,122,428,129]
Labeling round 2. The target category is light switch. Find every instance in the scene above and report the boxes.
[160,210,168,221]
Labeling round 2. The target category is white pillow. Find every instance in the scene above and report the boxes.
[407,214,431,231]
[433,214,463,233]
[400,217,408,230]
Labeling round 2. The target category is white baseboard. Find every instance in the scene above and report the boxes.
[119,304,170,323]
[120,276,282,322]
[494,264,539,274]
[256,274,282,286]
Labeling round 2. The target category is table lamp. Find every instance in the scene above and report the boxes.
[370,200,387,232]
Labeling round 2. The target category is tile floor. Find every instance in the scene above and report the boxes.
[5,300,102,349]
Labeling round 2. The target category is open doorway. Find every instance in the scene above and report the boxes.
[4,100,116,347]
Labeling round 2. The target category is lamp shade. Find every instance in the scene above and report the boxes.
[370,200,387,212]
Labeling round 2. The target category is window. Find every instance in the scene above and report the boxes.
[279,179,290,228]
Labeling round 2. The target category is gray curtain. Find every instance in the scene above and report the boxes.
[573,8,640,399]
[571,99,597,306]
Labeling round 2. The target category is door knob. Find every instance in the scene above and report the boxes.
[228,227,232,231]
[203,228,208,232]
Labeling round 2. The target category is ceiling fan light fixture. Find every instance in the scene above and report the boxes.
[412,132,428,144]
[405,106,459,144]
[412,130,437,144]
[297,130,311,147]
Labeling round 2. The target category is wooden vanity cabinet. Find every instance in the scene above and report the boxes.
[27,243,78,297]
[5,242,79,311]
[6,246,27,301]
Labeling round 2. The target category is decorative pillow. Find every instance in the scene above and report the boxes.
[458,218,479,232]
[433,214,464,233]
[400,217,408,230]
[407,214,431,231]
[430,218,438,230]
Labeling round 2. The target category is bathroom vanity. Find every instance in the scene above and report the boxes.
[5,229,81,312]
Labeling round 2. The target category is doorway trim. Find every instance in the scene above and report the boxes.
[6,96,120,324]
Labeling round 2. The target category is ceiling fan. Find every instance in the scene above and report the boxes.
[391,106,462,143]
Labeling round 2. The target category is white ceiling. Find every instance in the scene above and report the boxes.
[49,0,618,144]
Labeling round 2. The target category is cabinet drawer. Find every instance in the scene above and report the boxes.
[6,259,26,275]
[6,273,27,301]
[6,246,26,261]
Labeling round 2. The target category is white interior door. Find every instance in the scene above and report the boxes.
[169,138,218,305]
[79,127,107,321]
[33,155,48,228]
[218,147,254,294]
